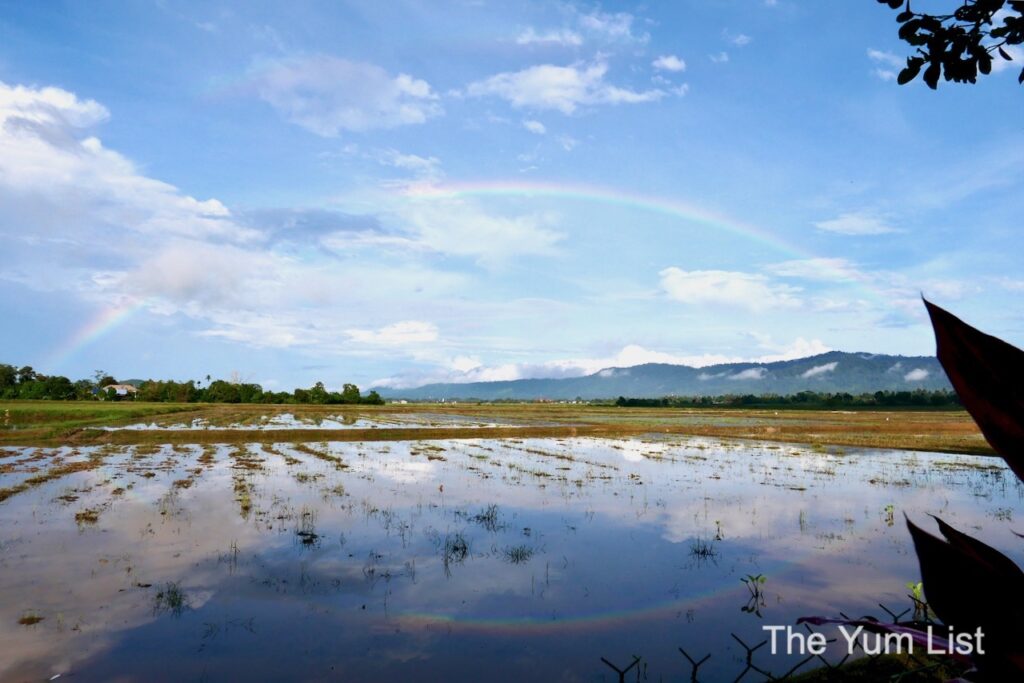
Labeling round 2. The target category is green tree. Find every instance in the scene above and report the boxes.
[876,0,1024,88]
[340,383,361,404]
[204,380,241,403]
[306,381,330,404]
[17,366,37,384]
[93,370,117,388]
[73,379,95,399]
[0,364,16,390]
[362,390,384,405]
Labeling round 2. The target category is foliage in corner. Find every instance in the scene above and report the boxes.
[876,0,1024,87]
[924,300,1024,481]
[803,300,1024,679]
[908,300,1024,679]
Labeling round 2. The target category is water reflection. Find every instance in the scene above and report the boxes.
[96,412,526,431]
[0,436,1021,681]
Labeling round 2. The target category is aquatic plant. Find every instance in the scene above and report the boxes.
[471,504,502,532]
[503,544,534,564]
[688,537,718,559]
[442,531,469,574]
[153,581,189,617]
[740,574,767,618]
[296,507,320,547]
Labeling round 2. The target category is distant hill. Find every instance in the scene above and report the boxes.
[373,351,951,401]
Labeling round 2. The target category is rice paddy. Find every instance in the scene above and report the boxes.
[0,403,1016,681]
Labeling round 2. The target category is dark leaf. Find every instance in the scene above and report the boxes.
[924,60,941,88]
[899,19,922,41]
[931,515,1024,582]
[1019,65,1024,83]
[999,46,1013,60]
[907,516,1024,676]
[886,0,903,8]
[897,10,914,22]
[898,57,924,84]
[924,299,1024,480]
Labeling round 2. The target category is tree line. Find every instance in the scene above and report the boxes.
[615,389,961,409]
[0,364,384,405]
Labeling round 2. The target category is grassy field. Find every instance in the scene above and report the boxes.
[0,400,991,454]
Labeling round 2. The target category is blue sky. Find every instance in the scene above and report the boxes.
[1,0,1022,390]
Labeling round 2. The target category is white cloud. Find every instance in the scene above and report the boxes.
[0,81,257,244]
[347,321,439,346]
[466,60,664,114]
[730,367,767,380]
[373,337,832,388]
[758,338,832,362]
[904,368,930,382]
[390,194,564,266]
[802,361,838,378]
[728,33,752,46]
[0,80,481,359]
[766,258,863,282]
[919,279,976,301]
[814,212,897,235]
[867,52,901,81]
[515,27,583,47]
[375,148,443,180]
[523,119,547,134]
[709,51,730,64]
[995,277,1024,292]
[252,55,441,136]
[577,10,647,43]
[867,48,903,68]
[652,55,686,72]
[659,267,801,311]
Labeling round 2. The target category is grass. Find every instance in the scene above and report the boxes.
[0,401,994,457]
[471,504,502,532]
[153,581,188,617]
[503,544,534,564]
[443,532,469,564]
[0,400,198,441]
[74,507,102,525]
[0,451,108,504]
[689,538,718,559]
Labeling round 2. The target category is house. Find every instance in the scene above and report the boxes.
[102,384,138,398]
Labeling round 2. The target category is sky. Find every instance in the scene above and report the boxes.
[0,0,1022,391]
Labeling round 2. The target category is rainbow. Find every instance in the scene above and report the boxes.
[398,179,877,291]
[44,297,150,372]
[41,180,883,372]
[390,553,808,636]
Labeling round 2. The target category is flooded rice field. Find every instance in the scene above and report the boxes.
[94,411,526,432]
[1,434,1021,681]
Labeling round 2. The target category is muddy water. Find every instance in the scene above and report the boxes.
[0,437,1021,681]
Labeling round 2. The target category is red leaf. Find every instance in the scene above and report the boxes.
[931,515,1024,582]
[924,299,1024,481]
[907,516,1024,677]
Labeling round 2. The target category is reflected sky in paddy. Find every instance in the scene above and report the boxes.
[1,436,1021,681]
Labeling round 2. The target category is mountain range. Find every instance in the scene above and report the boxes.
[373,351,951,401]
